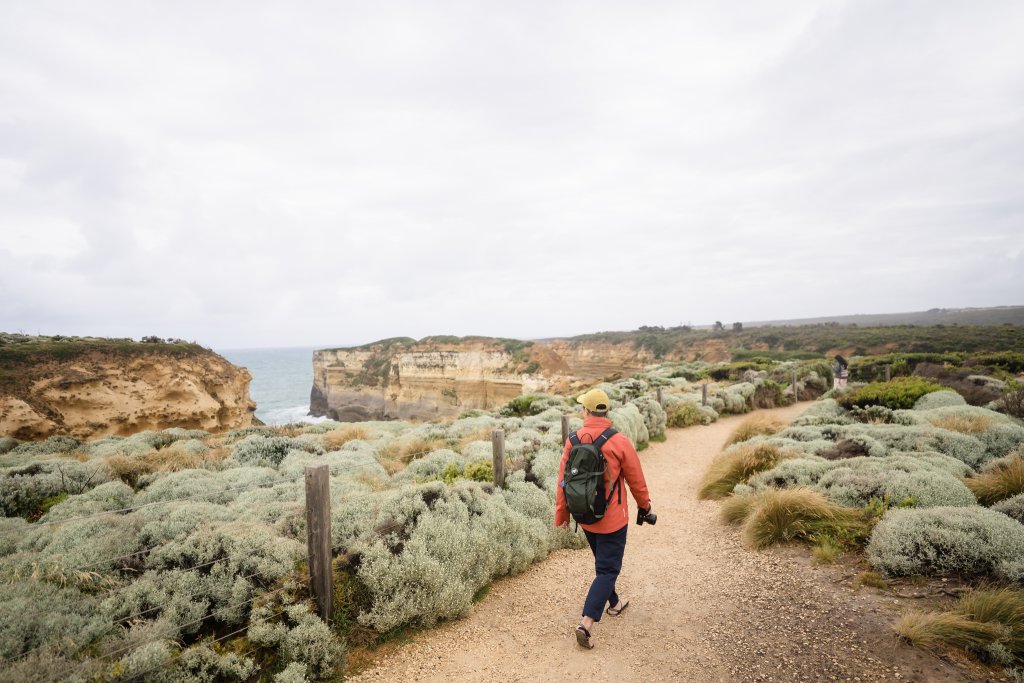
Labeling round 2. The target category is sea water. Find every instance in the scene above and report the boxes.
[217,347,327,425]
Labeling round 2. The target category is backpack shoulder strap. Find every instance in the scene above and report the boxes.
[568,432,581,447]
[593,427,618,450]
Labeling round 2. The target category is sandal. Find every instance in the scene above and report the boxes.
[575,624,594,649]
[606,600,630,616]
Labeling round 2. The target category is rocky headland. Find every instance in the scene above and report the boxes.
[309,335,724,422]
[0,335,257,440]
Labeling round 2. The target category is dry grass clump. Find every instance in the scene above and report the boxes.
[854,571,889,589]
[698,442,794,500]
[457,428,495,453]
[894,611,1005,651]
[102,447,229,486]
[324,427,375,450]
[375,438,449,475]
[741,487,865,549]
[719,493,758,526]
[929,414,994,435]
[965,453,1024,505]
[724,414,786,447]
[894,587,1024,663]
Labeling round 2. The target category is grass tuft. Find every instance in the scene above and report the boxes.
[741,487,865,549]
[724,414,786,447]
[719,494,757,526]
[965,454,1024,505]
[929,413,994,435]
[324,427,375,450]
[894,611,1005,651]
[854,571,889,590]
[699,442,795,500]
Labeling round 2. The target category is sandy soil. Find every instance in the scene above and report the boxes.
[347,404,998,683]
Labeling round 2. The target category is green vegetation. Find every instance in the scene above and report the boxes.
[574,323,1024,357]
[838,377,946,410]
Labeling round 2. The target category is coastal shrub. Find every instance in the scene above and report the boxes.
[134,469,234,506]
[232,436,323,468]
[914,390,968,410]
[40,480,134,522]
[17,515,143,579]
[965,453,1024,505]
[393,449,465,483]
[667,401,704,428]
[699,442,795,500]
[9,435,82,457]
[0,437,18,455]
[499,394,545,417]
[609,403,648,445]
[137,502,235,546]
[145,522,303,581]
[993,493,1024,524]
[0,459,112,519]
[838,377,945,410]
[748,457,835,490]
[633,396,667,438]
[791,399,848,427]
[867,506,1024,577]
[0,580,108,659]
[352,481,556,633]
[975,423,1024,460]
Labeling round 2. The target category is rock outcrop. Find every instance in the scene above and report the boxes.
[0,337,257,440]
[310,337,669,422]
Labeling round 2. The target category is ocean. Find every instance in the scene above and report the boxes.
[217,347,328,425]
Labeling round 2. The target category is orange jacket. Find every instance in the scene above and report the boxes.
[554,416,652,534]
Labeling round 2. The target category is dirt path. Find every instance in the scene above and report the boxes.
[348,404,985,683]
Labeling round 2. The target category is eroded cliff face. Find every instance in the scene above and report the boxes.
[310,338,670,422]
[0,345,257,440]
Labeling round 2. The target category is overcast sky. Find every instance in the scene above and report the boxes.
[1,1,1022,349]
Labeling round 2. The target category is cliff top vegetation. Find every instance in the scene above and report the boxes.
[0,334,209,390]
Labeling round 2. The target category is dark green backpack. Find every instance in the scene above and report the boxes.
[562,427,621,526]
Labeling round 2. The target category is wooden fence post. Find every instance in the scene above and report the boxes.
[701,383,708,406]
[304,463,332,625]
[491,429,506,488]
[792,370,799,402]
[561,415,570,447]
[656,387,664,407]
[885,365,892,382]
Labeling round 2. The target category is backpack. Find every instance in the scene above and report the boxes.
[562,427,621,526]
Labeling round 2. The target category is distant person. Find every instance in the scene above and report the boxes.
[555,388,653,650]
[833,355,849,389]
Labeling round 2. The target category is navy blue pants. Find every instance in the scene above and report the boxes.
[582,524,627,621]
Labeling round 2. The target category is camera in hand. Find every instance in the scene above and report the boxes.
[636,506,657,525]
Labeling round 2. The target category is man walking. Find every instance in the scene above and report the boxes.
[555,388,652,649]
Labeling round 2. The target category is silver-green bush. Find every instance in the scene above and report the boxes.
[867,506,1024,577]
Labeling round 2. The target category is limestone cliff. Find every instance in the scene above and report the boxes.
[0,336,257,440]
[310,337,670,422]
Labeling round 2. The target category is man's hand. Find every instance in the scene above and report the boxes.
[556,521,570,529]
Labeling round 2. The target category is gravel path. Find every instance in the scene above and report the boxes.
[347,404,988,683]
